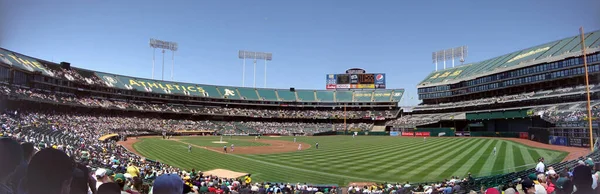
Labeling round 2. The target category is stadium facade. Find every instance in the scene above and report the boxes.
[409,29,600,147]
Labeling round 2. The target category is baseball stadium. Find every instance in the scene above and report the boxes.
[2,1,600,194]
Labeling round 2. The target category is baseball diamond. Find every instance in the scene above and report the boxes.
[125,136,569,185]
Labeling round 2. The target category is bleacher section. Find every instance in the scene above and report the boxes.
[1,47,405,105]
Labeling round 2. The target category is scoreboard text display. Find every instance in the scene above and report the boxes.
[326,73,385,89]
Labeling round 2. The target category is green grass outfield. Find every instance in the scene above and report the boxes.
[133,136,568,185]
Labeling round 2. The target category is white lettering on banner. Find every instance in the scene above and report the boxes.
[507,47,550,63]
[336,84,350,89]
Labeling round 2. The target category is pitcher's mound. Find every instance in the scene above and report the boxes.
[212,141,228,144]
[203,169,248,179]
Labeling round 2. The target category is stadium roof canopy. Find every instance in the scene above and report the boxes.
[418,29,600,88]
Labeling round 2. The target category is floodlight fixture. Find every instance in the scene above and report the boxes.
[238,50,273,87]
[149,38,178,81]
[432,45,468,71]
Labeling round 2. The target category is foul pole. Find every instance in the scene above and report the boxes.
[580,27,594,152]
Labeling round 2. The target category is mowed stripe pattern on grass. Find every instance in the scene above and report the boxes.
[133,136,567,185]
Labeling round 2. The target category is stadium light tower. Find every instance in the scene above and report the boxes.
[432,46,467,71]
[149,38,178,81]
[238,50,273,87]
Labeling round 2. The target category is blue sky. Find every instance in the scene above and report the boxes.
[1,0,599,105]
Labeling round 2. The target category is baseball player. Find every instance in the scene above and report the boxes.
[298,144,302,151]
[294,138,296,143]
[231,144,235,152]
[188,144,192,153]
[223,145,228,153]
[315,142,319,149]
[424,137,426,142]
[493,147,497,155]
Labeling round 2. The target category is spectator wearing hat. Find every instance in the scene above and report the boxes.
[151,174,183,194]
[95,168,112,190]
[522,179,536,194]
[554,170,573,194]
[24,148,75,194]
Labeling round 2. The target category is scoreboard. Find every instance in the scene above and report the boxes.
[326,73,386,89]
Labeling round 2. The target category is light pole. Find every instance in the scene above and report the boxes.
[150,38,178,80]
[238,50,272,87]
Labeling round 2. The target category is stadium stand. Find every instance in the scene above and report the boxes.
[4,29,600,194]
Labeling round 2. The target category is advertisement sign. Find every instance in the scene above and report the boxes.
[519,132,529,139]
[375,74,385,85]
[549,136,568,146]
[376,84,386,89]
[569,137,591,147]
[326,84,336,90]
[336,84,350,89]
[415,132,431,137]
[350,74,359,84]
[358,84,375,89]
[390,131,399,136]
[326,74,336,84]
[350,84,358,88]
[402,132,414,136]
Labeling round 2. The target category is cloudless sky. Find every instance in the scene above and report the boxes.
[1,0,599,105]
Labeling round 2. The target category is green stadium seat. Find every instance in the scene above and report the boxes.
[237,87,259,100]
[256,88,278,101]
[277,90,297,101]
[296,90,316,102]
[316,90,334,102]
[335,91,353,102]
[353,91,373,102]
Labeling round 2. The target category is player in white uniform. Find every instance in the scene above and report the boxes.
[231,144,235,152]
[294,138,296,143]
[493,147,497,155]
[188,144,192,153]
[298,144,302,151]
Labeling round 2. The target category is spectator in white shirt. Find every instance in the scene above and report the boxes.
[536,157,545,174]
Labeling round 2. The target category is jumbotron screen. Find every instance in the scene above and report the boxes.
[326,73,386,89]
